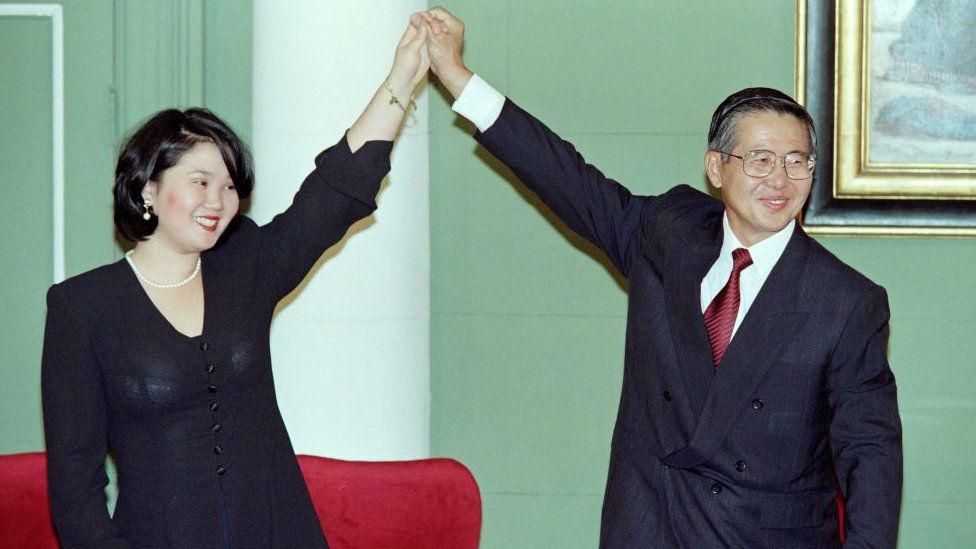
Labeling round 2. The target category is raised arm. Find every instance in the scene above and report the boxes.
[255,21,429,301]
[347,19,431,151]
[419,8,649,277]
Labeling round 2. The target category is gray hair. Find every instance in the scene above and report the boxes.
[707,87,817,161]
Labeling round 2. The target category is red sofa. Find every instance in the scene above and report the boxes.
[299,454,482,548]
[0,452,56,549]
[0,452,481,548]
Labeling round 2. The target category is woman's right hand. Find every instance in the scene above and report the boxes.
[386,18,431,100]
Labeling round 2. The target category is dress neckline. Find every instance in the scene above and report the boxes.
[117,254,211,341]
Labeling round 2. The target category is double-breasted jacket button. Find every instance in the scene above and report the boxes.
[208,385,218,394]
[212,423,222,433]
[216,466,226,476]
[207,363,216,374]
[735,460,746,472]
[710,483,723,494]
[214,445,223,455]
[663,390,673,402]
[200,341,209,352]
[752,399,764,410]
[210,402,219,412]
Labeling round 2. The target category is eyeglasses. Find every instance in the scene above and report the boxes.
[712,149,816,180]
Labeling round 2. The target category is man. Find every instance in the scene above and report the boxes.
[416,8,902,548]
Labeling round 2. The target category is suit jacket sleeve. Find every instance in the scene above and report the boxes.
[827,285,902,547]
[254,135,393,302]
[474,99,650,278]
[42,285,131,548]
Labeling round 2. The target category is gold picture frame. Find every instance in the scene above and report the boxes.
[795,0,976,236]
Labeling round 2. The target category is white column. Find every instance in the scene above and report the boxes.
[252,0,429,460]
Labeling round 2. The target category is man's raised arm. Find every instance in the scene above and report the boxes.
[417,8,654,277]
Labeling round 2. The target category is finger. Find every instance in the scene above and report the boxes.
[409,12,424,29]
[408,22,429,48]
[426,9,444,24]
[414,21,437,49]
[426,17,441,35]
[427,9,458,38]
[397,20,417,47]
[424,26,443,49]
[428,6,455,23]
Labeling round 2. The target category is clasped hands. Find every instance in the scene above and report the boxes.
[387,7,472,101]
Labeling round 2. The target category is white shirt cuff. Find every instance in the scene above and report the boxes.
[451,73,505,133]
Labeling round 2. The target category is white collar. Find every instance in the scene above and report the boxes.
[719,214,796,279]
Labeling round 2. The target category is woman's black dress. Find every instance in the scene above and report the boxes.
[41,137,392,548]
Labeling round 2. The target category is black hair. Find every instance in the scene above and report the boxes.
[707,87,816,161]
[113,108,254,242]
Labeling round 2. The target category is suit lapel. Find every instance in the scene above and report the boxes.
[663,226,813,469]
[663,217,723,420]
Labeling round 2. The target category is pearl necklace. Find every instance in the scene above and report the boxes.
[125,250,201,289]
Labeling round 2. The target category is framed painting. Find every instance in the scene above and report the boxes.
[795,0,976,236]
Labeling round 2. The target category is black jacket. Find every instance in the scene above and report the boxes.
[473,100,903,548]
[42,136,392,548]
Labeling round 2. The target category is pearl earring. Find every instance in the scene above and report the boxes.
[142,200,153,221]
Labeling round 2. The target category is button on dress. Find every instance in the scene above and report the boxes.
[41,136,392,548]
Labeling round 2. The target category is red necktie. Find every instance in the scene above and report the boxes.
[704,248,753,368]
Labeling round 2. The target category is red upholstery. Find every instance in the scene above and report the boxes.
[0,452,58,549]
[297,454,482,549]
[0,452,481,548]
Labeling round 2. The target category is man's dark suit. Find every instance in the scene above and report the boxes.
[470,99,902,548]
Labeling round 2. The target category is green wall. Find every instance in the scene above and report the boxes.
[1,13,56,454]
[0,0,252,455]
[428,1,975,547]
[1,0,116,455]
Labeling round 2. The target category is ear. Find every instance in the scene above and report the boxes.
[704,151,724,190]
[140,180,158,203]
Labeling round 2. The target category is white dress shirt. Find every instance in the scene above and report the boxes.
[451,73,506,132]
[451,75,796,340]
[699,216,794,337]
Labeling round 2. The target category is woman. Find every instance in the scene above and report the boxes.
[41,20,429,548]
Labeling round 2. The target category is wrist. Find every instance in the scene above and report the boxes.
[384,74,416,98]
[441,66,474,99]
[381,79,417,114]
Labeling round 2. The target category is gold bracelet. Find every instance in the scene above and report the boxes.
[383,82,417,113]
